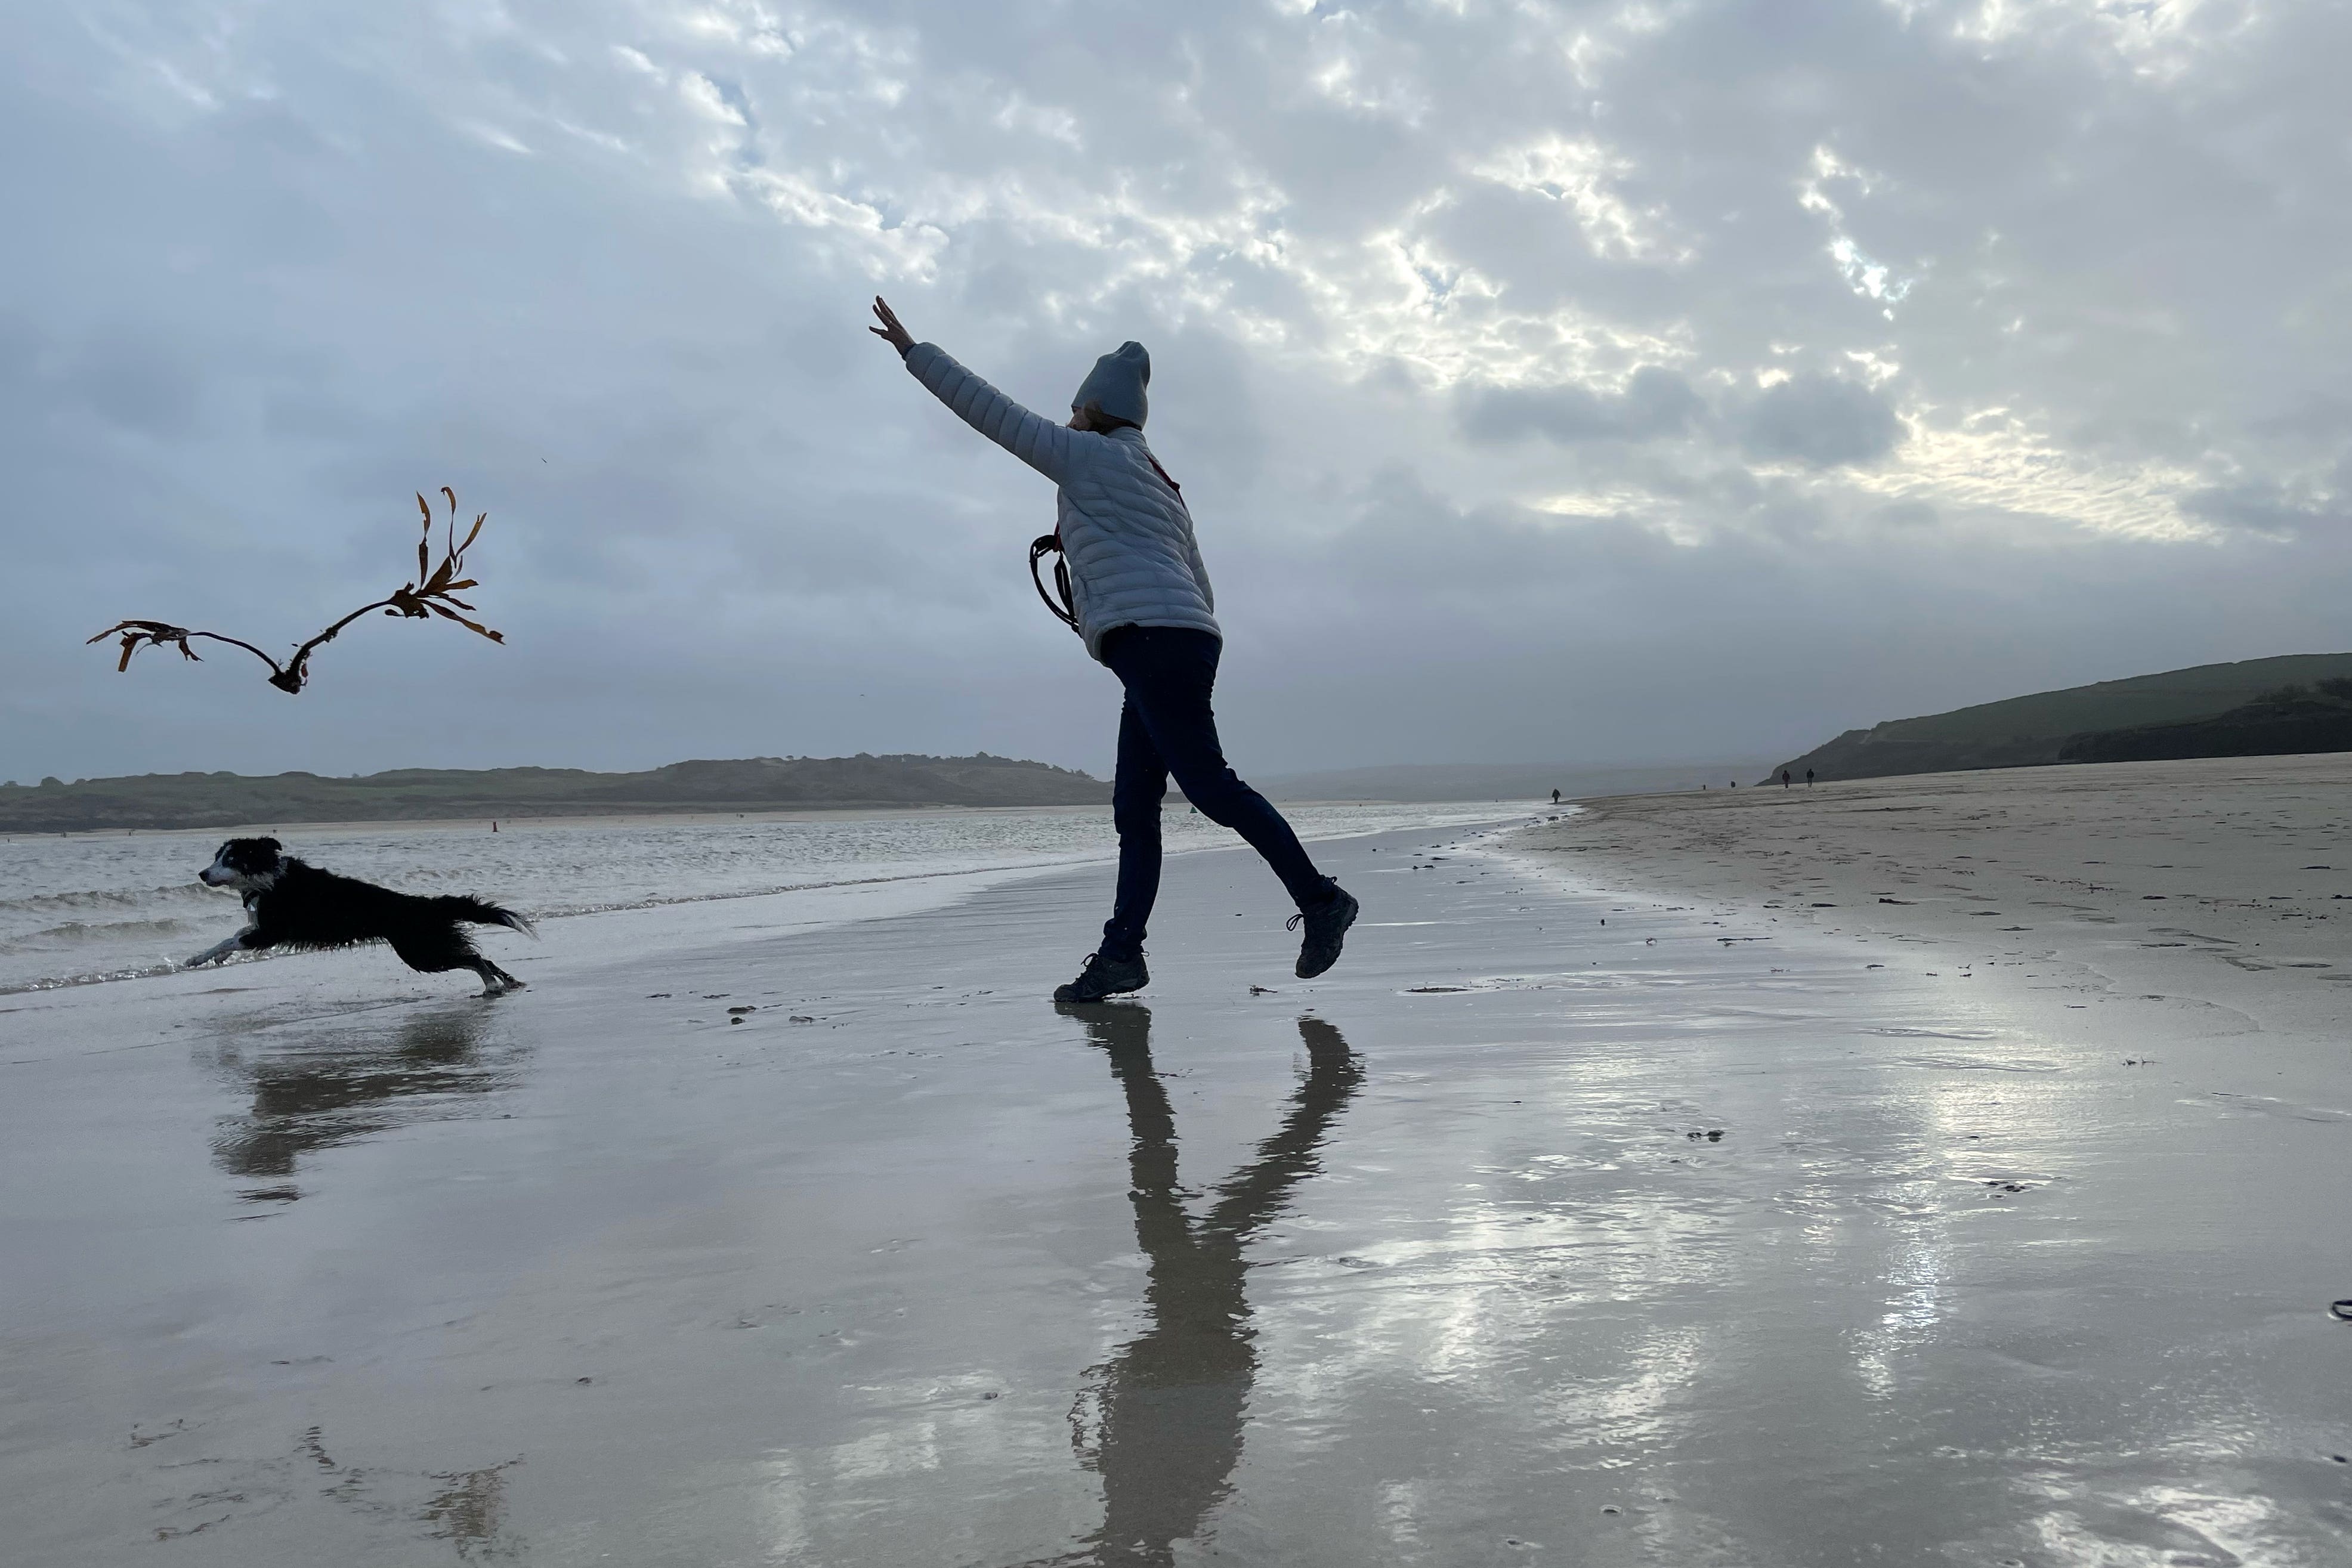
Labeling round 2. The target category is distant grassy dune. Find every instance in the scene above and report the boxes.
[1770,652,2352,783]
[0,754,1109,834]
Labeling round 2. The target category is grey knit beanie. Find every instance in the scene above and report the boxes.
[1072,341,1150,427]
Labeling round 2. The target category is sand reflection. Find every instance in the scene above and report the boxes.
[205,1004,529,1199]
[1055,1004,1361,1566]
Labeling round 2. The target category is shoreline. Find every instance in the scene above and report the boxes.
[0,796,1550,842]
[1,803,1527,998]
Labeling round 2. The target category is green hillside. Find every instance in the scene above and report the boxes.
[1770,652,2352,783]
[2059,679,2352,765]
[0,754,1109,833]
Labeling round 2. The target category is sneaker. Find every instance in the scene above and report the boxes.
[1288,885,1359,979]
[1054,951,1149,1003]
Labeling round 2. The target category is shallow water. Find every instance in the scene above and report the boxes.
[0,801,1509,993]
[3,825,2344,1565]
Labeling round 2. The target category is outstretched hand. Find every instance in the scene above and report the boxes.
[869,296,914,357]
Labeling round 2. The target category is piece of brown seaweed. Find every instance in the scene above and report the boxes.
[89,487,505,694]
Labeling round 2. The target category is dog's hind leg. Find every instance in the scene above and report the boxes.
[472,959,525,995]
[390,932,496,994]
[388,926,522,996]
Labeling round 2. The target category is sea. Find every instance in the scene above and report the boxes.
[0,802,1521,994]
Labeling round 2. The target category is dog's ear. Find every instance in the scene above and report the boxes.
[256,837,283,855]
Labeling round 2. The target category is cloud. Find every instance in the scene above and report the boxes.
[1739,374,1904,469]
[2183,481,2352,539]
[4,0,2351,783]
[1457,366,1704,446]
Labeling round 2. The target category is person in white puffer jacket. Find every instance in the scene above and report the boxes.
[871,296,1358,1000]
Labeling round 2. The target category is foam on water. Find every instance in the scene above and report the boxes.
[0,802,1513,993]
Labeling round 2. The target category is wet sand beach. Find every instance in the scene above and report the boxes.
[4,815,2349,1564]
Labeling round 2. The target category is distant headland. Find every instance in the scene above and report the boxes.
[1770,651,2352,784]
[0,754,1110,833]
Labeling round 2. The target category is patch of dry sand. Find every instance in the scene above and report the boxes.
[1516,752,2352,1043]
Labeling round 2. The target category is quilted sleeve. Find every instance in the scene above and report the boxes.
[904,342,1079,485]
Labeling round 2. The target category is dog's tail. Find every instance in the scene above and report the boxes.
[441,896,538,938]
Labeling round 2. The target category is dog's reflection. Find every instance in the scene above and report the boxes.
[206,1004,528,1196]
[1058,1004,1362,1566]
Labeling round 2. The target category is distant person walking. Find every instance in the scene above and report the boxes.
[869,298,1357,1001]
[1551,788,1561,805]
[1782,770,1792,788]
[1806,768,1815,787]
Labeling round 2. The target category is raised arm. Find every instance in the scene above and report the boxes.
[871,296,1079,484]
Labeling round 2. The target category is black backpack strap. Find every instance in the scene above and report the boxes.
[1028,441,1177,635]
[1029,533,1079,632]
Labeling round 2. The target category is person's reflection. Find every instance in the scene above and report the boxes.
[208,1005,524,1195]
[1060,1004,1362,1566]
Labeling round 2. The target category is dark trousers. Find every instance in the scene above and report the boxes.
[1098,626,1330,960]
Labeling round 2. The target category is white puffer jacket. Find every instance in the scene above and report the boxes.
[905,342,1218,661]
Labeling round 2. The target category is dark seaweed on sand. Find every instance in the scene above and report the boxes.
[89,487,506,694]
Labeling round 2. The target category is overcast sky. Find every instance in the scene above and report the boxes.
[4,0,2347,784]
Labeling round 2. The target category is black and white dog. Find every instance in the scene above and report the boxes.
[189,837,534,995]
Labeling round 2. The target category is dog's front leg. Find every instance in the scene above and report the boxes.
[185,931,251,968]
